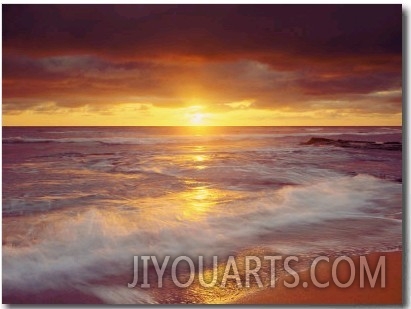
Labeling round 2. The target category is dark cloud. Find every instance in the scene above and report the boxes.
[3,5,401,60]
[298,72,401,96]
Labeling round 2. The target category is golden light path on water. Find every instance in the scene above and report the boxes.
[2,125,403,304]
[1,124,273,305]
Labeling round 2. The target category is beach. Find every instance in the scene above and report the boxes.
[236,251,402,305]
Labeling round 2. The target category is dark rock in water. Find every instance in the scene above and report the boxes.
[302,137,402,151]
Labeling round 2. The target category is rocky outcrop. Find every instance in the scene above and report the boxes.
[303,137,402,151]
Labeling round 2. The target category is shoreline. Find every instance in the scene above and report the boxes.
[3,251,402,304]
[234,251,402,305]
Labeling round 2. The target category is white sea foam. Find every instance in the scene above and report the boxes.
[2,174,402,297]
[85,285,158,304]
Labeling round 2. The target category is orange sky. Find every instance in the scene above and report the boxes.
[2,5,402,126]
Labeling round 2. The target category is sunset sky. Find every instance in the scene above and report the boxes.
[3,4,402,126]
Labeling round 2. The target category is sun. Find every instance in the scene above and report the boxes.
[190,113,204,125]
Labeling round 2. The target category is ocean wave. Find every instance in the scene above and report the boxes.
[2,129,402,145]
[2,136,163,145]
[2,174,402,300]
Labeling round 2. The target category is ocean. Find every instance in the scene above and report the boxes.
[2,126,402,304]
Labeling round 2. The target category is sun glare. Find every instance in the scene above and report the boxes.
[191,113,204,125]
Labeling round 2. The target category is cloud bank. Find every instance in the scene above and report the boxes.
[2,4,402,125]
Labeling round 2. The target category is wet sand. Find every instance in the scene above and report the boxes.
[235,251,402,305]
